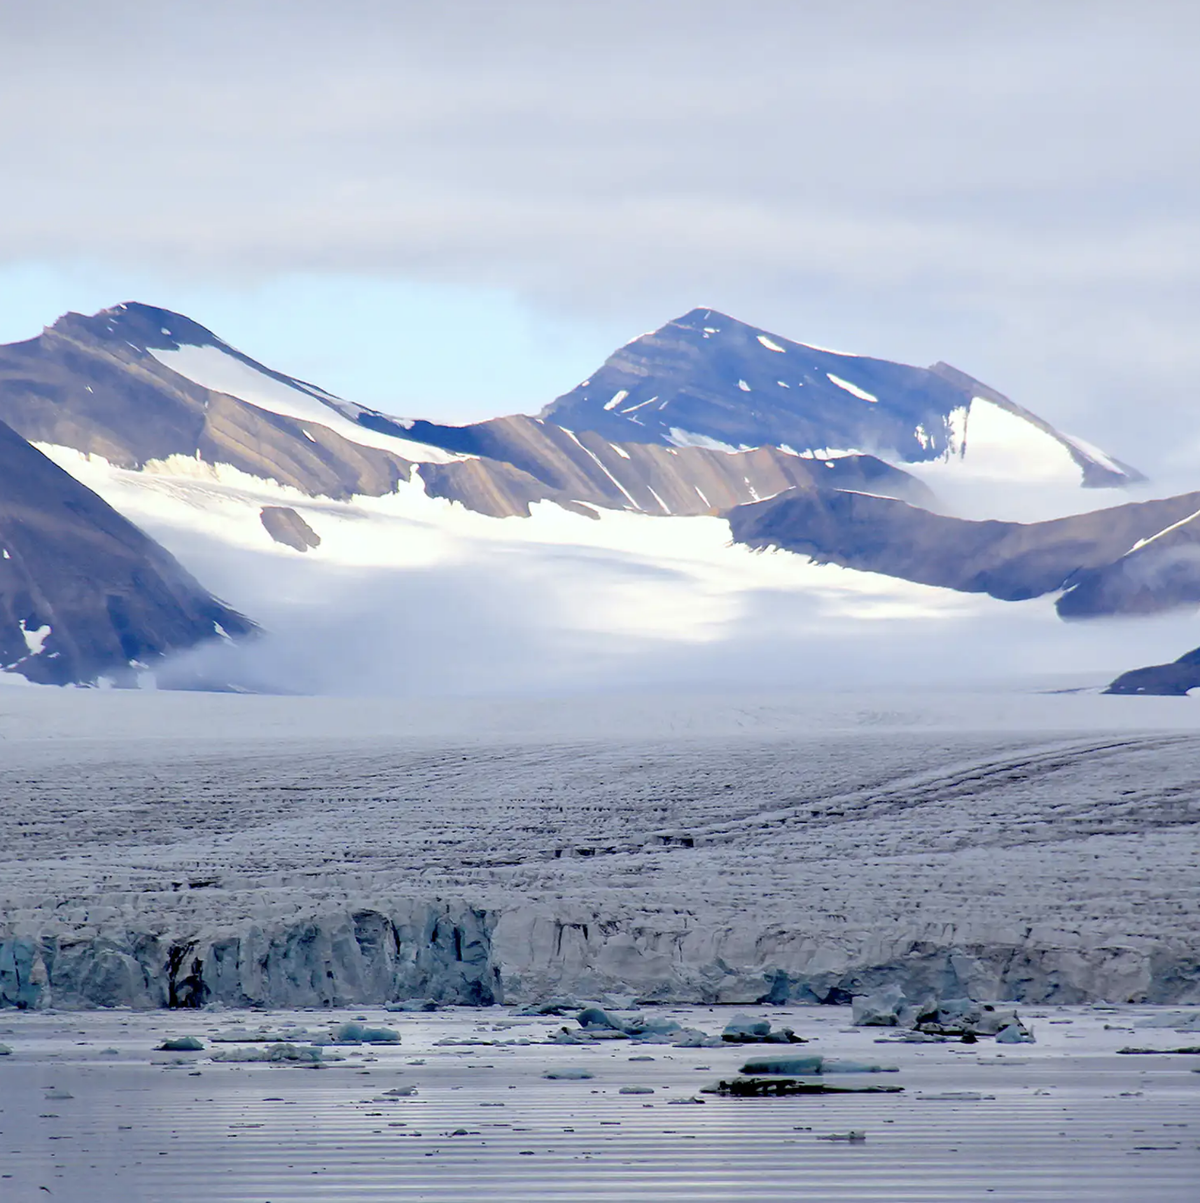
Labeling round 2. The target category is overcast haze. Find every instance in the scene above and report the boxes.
[4,2,1200,471]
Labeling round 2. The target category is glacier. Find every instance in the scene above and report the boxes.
[2,688,1199,1011]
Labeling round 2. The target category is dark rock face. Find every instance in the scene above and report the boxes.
[1057,509,1200,618]
[260,506,321,552]
[1106,648,1200,696]
[542,308,1140,488]
[726,486,1200,610]
[0,418,254,685]
[0,304,415,500]
[418,415,934,516]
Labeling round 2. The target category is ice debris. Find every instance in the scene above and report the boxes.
[211,1042,339,1065]
[549,1007,723,1048]
[853,988,1035,1042]
[156,1036,205,1052]
[1116,1045,1200,1056]
[332,1021,400,1044]
[721,1014,804,1043]
[852,984,907,1027]
[995,1022,1036,1044]
[0,1042,10,1055]
[1136,1011,1200,1031]
[210,1026,327,1043]
[740,1056,897,1076]
[543,1068,593,1080]
[705,1078,901,1097]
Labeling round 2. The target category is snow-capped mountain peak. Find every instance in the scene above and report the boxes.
[542,308,1141,489]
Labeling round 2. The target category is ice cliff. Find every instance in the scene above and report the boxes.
[3,901,1197,1010]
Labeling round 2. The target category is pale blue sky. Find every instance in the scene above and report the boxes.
[0,262,627,422]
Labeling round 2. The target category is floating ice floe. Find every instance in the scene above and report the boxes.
[853,988,1035,1043]
[721,1014,804,1044]
[740,1055,897,1075]
[331,1021,401,1044]
[157,1036,205,1051]
[212,1043,341,1065]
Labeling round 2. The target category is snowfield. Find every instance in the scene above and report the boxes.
[1,689,1198,1012]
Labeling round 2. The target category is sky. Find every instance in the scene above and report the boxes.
[4,2,1200,469]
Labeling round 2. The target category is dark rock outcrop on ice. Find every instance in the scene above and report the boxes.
[0,417,254,684]
[260,506,321,552]
[1106,646,1200,696]
[726,485,1200,613]
[542,308,1141,488]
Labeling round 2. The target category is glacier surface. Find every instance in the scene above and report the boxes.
[1,689,1199,1011]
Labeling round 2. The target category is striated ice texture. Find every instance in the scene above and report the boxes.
[3,901,1197,1011]
[0,905,497,1010]
[2,691,1200,1010]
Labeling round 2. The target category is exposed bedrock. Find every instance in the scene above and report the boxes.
[3,904,1197,1009]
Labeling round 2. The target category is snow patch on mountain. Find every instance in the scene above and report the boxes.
[902,396,1096,521]
[19,621,50,657]
[665,428,745,454]
[150,344,462,464]
[826,373,878,403]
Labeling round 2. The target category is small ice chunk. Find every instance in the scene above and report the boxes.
[334,1022,400,1044]
[852,985,906,1027]
[157,1036,205,1052]
[722,1014,802,1044]
[212,1043,336,1064]
[995,1023,1036,1044]
[543,1069,594,1080]
[740,1055,823,1075]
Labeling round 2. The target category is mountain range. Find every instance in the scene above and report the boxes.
[1,300,1196,690]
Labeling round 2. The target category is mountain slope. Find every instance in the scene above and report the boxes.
[542,308,1141,489]
[1106,646,1200,696]
[0,417,254,684]
[726,485,1200,613]
[0,303,929,519]
[1056,507,1200,618]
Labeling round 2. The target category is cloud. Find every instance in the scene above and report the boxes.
[3,2,1200,470]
